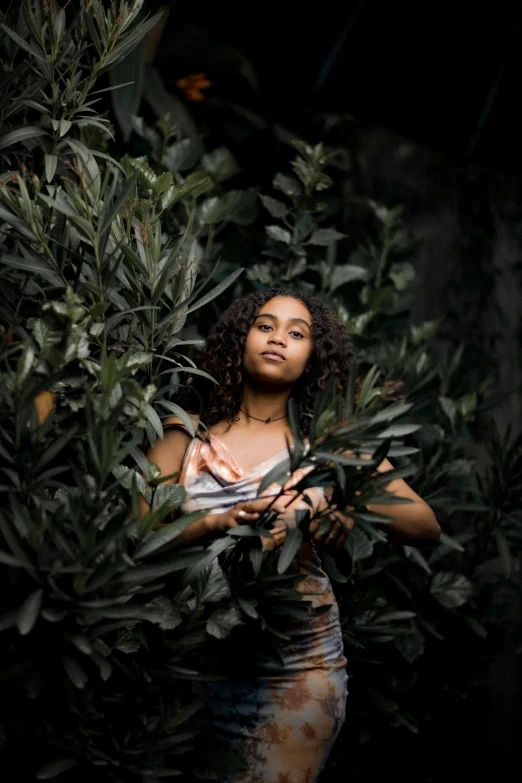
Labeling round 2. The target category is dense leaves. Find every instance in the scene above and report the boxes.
[1,2,521,782]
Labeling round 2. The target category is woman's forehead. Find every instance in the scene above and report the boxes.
[257,296,311,322]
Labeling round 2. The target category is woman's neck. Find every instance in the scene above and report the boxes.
[239,383,291,424]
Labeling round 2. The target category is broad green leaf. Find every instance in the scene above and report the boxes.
[196,561,231,603]
[259,194,289,219]
[113,465,147,494]
[147,482,187,511]
[163,136,205,173]
[272,172,301,196]
[394,628,425,663]
[206,604,243,639]
[201,146,240,181]
[389,261,415,291]
[182,537,232,585]
[430,571,473,608]
[330,264,368,291]
[308,228,345,246]
[344,526,374,561]
[144,597,182,630]
[266,225,291,245]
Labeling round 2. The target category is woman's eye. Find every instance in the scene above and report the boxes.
[290,331,303,339]
[259,324,272,331]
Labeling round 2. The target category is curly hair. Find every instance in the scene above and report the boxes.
[186,288,355,434]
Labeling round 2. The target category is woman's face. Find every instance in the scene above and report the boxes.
[243,296,313,387]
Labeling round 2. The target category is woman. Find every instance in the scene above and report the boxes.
[144,288,440,783]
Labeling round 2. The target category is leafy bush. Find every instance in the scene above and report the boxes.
[1,3,521,782]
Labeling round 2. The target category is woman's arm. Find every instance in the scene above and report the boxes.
[365,457,440,545]
[139,420,287,547]
[312,456,440,548]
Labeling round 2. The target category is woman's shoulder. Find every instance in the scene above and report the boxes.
[163,412,201,434]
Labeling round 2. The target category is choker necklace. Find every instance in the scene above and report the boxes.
[240,409,287,424]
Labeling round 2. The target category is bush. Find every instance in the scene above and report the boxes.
[1,3,521,781]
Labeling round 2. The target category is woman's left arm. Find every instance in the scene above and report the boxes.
[367,457,441,545]
[313,456,441,549]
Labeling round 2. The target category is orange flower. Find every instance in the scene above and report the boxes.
[176,73,213,102]
[34,391,55,425]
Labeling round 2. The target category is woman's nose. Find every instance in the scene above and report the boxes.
[269,331,285,345]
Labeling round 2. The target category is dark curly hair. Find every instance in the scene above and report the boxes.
[186,288,355,434]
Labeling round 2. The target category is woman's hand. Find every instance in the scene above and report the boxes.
[205,498,287,534]
[310,507,355,550]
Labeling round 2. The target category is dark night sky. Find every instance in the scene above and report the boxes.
[167,0,522,171]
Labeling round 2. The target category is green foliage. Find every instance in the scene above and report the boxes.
[1,3,521,781]
[0,1,253,779]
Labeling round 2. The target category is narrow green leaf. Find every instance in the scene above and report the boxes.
[98,173,137,239]
[17,589,43,635]
[258,457,291,495]
[0,551,28,568]
[0,24,47,66]
[0,203,36,239]
[493,528,512,578]
[135,511,203,558]
[277,528,303,573]
[377,423,420,438]
[0,125,47,151]
[62,656,88,689]
[98,13,163,73]
[183,267,245,317]
[37,759,78,780]
[0,253,63,287]
[44,153,57,183]
[155,402,196,437]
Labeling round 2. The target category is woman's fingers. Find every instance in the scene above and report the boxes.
[330,509,355,532]
[312,509,355,548]
[240,499,286,516]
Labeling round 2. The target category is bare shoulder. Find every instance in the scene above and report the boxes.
[146,412,201,479]
[163,411,201,440]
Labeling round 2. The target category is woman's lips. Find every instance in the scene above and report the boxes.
[261,351,285,361]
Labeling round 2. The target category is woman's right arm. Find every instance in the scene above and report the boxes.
[139,425,286,546]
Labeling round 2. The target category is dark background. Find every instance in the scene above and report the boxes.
[162,0,522,172]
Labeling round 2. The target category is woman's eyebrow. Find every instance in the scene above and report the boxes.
[254,313,311,330]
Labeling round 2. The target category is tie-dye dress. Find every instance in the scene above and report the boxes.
[179,434,348,783]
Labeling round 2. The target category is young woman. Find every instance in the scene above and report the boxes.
[144,288,440,783]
